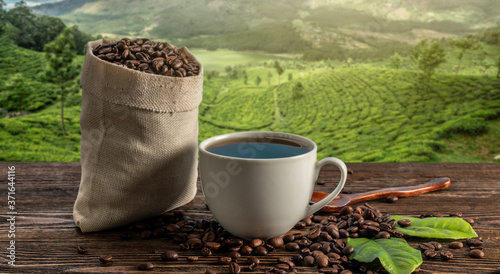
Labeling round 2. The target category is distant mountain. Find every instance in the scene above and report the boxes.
[31,0,95,16]
[30,0,500,53]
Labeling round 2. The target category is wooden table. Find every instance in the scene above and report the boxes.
[0,162,499,273]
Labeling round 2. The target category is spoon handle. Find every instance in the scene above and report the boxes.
[313,177,451,212]
[346,177,451,205]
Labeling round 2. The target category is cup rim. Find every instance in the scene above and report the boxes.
[199,131,317,161]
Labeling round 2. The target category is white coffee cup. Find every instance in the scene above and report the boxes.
[199,131,347,240]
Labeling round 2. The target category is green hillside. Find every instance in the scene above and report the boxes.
[32,0,500,55]
[2,60,498,162]
[199,66,500,162]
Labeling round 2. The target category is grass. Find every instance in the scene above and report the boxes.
[0,104,81,161]
[189,49,299,73]
[434,119,500,162]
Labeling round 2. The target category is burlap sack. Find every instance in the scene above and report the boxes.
[73,39,203,233]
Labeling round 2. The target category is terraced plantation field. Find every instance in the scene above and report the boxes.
[199,67,500,162]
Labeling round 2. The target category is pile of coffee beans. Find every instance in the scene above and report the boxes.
[92,38,200,77]
[79,207,486,273]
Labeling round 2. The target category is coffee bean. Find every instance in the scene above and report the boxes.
[187,238,203,249]
[308,227,322,239]
[339,229,349,238]
[286,242,300,252]
[137,262,154,270]
[217,256,232,265]
[448,241,464,249]
[228,251,241,260]
[249,238,263,248]
[301,248,312,257]
[93,38,199,77]
[429,241,442,250]
[240,245,252,255]
[275,263,292,271]
[342,245,354,255]
[187,256,198,262]
[340,270,353,274]
[440,250,453,261]
[253,246,268,256]
[320,267,339,274]
[244,256,258,264]
[385,195,398,203]
[424,249,437,259]
[463,218,474,225]
[229,262,241,274]
[339,206,353,216]
[166,224,180,232]
[179,243,189,251]
[316,254,329,268]
[469,249,484,258]
[391,230,404,238]
[283,234,295,243]
[397,219,412,227]
[202,232,216,243]
[201,246,213,257]
[449,212,462,217]
[205,242,221,251]
[99,254,113,263]
[140,230,153,239]
[76,246,89,255]
[310,242,322,251]
[297,237,313,247]
[161,250,178,261]
[419,242,435,251]
[466,238,483,247]
[303,255,315,266]
[321,242,332,254]
[295,221,307,229]
[268,237,284,248]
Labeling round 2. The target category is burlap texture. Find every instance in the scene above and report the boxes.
[74,39,203,233]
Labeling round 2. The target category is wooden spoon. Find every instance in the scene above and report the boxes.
[311,177,451,212]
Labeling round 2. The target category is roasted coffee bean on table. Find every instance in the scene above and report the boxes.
[137,262,154,270]
[83,204,484,273]
[98,254,113,263]
[76,246,88,254]
[92,38,200,77]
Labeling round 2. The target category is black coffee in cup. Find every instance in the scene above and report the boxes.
[206,137,311,159]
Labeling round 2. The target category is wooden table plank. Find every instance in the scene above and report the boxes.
[0,162,499,273]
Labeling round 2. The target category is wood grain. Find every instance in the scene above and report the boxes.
[0,162,499,273]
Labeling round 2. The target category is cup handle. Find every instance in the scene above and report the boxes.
[304,157,347,217]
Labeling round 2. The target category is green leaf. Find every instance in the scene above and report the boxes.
[348,237,422,274]
[392,215,478,239]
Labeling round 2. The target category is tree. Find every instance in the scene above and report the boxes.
[292,82,304,100]
[274,60,284,86]
[389,52,401,69]
[33,15,65,51]
[255,76,262,86]
[5,2,37,49]
[411,39,446,93]
[4,1,66,51]
[44,27,80,136]
[243,74,248,85]
[2,73,31,112]
[0,0,5,35]
[452,38,480,74]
